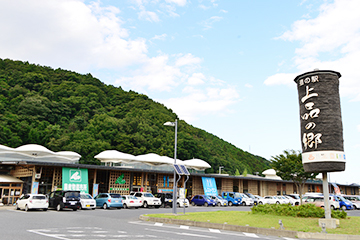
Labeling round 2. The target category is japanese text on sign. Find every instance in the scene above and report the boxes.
[299,75,322,150]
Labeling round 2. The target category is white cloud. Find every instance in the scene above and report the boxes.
[201,16,223,30]
[188,73,206,85]
[266,0,360,101]
[151,34,168,41]
[264,73,298,87]
[160,86,239,121]
[165,0,187,7]
[116,54,183,92]
[175,53,202,67]
[245,84,253,88]
[0,0,147,72]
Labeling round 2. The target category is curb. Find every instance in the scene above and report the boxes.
[139,215,360,240]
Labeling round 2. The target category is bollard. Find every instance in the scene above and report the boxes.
[279,220,285,230]
[321,222,327,233]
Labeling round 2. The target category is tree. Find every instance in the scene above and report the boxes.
[271,150,317,204]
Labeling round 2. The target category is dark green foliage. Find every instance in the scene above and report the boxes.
[251,203,347,219]
[0,58,270,173]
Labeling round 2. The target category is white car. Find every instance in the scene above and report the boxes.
[285,195,300,206]
[80,193,96,210]
[276,196,290,204]
[177,198,190,207]
[240,193,254,206]
[131,192,161,208]
[122,195,142,209]
[254,195,270,205]
[16,194,48,211]
[208,195,228,206]
[264,196,287,204]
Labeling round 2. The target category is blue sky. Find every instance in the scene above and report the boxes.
[1,0,360,185]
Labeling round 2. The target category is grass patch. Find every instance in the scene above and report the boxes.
[146,211,360,235]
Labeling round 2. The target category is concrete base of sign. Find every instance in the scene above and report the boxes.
[319,218,339,229]
[303,162,345,172]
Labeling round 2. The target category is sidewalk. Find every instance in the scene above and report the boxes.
[139,215,360,240]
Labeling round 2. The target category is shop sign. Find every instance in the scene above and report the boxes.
[62,167,89,193]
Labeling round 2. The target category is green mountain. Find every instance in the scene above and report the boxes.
[0,58,270,174]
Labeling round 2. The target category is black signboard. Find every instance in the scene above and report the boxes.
[294,70,345,172]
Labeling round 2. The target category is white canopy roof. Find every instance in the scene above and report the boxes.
[262,169,282,180]
[182,158,211,171]
[0,144,81,164]
[94,150,136,163]
[94,150,211,170]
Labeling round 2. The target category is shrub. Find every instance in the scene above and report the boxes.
[251,204,347,219]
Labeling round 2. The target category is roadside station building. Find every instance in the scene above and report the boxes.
[0,144,358,205]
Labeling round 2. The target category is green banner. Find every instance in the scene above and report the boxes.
[62,167,89,193]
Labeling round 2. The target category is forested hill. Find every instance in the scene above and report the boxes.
[0,58,270,174]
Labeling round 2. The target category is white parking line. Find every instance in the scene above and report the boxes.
[209,229,221,233]
[243,232,260,238]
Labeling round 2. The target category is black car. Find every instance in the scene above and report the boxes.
[48,190,81,211]
[154,193,173,208]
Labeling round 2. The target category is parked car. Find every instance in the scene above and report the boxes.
[15,194,48,211]
[94,193,123,209]
[284,195,300,206]
[48,190,81,211]
[276,196,290,204]
[130,192,161,208]
[239,193,254,206]
[176,197,190,208]
[221,192,242,206]
[208,195,228,206]
[342,195,360,209]
[331,194,354,210]
[253,195,270,205]
[304,196,340,210]
[264,196,286,204]
[80,193,96,210]
[154,192,173,208]
[121,195,142,209]
[244,193,258,205]
[190,195,216,207]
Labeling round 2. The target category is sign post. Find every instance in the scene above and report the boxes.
[294,70,345,228]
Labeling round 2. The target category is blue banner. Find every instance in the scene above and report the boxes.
[201,177,218,196]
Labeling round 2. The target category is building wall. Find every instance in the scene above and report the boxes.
[248,180,258,195]
[192,176,204,196]
[221,178,233,192]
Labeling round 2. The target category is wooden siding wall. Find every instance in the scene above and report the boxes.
[192,176,204,195]
[286,183,294,194]
[248,180,258,195]
[10,165,34,177]
[267,182,277,196]
[108,171,131,195]
[52,167,62,191]
[221,178,233,192]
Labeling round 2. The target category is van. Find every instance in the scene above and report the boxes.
[48,190,81,211]
[304,195,340,210]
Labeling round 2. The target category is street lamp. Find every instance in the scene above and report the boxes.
[219,166,224,174]
[164,119,178,214]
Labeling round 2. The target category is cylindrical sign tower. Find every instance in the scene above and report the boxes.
[294,70,345,172]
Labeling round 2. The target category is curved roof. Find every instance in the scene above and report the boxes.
[262,169,282,180]
[182,158,211,170]
[0,144,81,164]
[94,150,136,163]
[94,150,211,170]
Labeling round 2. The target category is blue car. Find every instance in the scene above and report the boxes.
[221,192,242,206]
[331,194,353,210]
[94,193,123,209]
[190,195,216,207]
